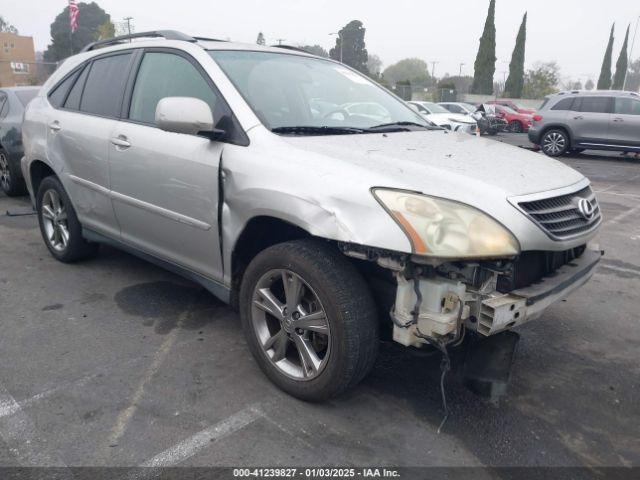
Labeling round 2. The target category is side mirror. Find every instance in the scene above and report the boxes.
[155,97,223,139]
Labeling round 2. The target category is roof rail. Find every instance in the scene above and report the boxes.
[193,36,228,43]
[81,30,196,53]
[270,44,311,54]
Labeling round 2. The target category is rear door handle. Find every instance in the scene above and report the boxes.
[573,116,583,120]
[48,121,61,131]
[110,136,131,149]
[613,117,624,122]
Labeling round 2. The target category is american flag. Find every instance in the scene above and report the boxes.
[68,0,79,33]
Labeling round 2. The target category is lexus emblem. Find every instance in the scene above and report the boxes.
[577,198,596,220]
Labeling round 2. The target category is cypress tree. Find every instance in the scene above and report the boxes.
[471,0,497,94]
[597,24,615,90]
[612,25,630,90]
[504,13,527,98]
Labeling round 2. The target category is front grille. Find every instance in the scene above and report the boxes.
[496,245,587,293]
[519,186,601,240]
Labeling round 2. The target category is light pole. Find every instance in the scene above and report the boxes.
[329,32,342,62]
[459,62,465,76]
[623,15,640,91]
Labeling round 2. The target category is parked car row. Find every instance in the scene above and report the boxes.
[407,101,478,134]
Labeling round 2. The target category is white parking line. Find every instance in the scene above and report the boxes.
[105,309,192,449]
[605,204,640,226]
[0,384,70,473]
[130,403,263,475]
[0,356,144,420]
[594,173,640,194]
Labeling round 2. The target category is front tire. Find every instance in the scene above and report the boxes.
[541,129,570,157]
[240,239,379,401]
[0,148,26,196]
[36,176,98,262]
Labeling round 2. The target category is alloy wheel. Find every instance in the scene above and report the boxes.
[41,189,70,252]
[251,269,331,380]
[0,152,10,192]
[543,132,566,155]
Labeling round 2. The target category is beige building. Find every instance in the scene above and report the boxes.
[0,32,37,87]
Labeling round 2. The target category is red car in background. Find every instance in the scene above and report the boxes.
[494,105,533,133]
[487,100,536,115]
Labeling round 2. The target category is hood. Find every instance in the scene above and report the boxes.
[280,130,584,202]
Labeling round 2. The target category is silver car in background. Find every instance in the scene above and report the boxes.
[529,90,640,157]
[21,31,601,401]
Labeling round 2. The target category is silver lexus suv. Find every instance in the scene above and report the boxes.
[529,90,640,157]
[22,31,602,401]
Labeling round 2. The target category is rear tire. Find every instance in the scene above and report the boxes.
[0,148,27,197]
[36,176,98,263]
[240,239,379,401]
[509,120,523,133]
[541,129,569,157]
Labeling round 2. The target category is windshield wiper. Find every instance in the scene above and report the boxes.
[271,126,365,135]
[365,121,433,132]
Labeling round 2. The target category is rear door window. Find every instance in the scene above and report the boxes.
[614,97,640,115]
[80,53,133,118]
[551,98,574,111]
[577,96,612,114]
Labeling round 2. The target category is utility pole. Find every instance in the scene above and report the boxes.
[623,15,640,90]
[459,62,465,76]
[275,38,285,45]
[430,61,439,80]
[329,32,343,63]
[123,16,133,35]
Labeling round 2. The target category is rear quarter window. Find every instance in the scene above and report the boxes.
[48,70,81,108]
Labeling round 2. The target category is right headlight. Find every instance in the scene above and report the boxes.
[372,188,520,258]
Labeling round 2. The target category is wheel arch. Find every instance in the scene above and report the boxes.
[29,160,57,198]
[229,215,312,309]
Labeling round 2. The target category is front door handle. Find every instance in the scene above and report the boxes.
[613,117,624,122]
[110,136,131,149]
[48,121,61,132]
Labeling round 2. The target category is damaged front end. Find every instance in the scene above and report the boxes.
[343,242,602,350]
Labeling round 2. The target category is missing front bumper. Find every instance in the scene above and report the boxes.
[477,246,602,336]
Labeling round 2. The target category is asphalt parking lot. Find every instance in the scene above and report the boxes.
[1,135,639,473]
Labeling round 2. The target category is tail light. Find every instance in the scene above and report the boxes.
[533,114,543,122]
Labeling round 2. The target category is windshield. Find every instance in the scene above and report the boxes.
[209,50,428,131]
[420,102,450,114]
